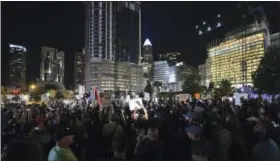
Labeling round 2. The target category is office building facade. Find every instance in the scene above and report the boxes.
[40,46,64,83]
[206,22,269,87]
[8,44,27,89]
[87,59,143,92]
[169,62,194,92]
[153,61,169,84]
[84,1,141,91]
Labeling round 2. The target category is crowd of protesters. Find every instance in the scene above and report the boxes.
[1,97,280,161]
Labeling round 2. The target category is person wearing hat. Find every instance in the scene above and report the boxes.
[185,124,212,161]
[48,126,78,161]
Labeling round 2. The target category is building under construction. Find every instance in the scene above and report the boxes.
[205,7,270,88]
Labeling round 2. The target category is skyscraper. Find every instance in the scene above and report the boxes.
[74,50,85,89]
[40,47,64,83]
[84,1,142,92]
[153,61,169,84]
[142,38,153,85]
[8,44,27,89]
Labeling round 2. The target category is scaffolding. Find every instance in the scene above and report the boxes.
[206,6,270,87]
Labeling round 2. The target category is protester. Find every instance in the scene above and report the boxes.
[48,125,78,161]
[1,95,280,161]
[1,139,35,161]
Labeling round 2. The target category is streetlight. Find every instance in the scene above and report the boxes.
[30,84,36,90]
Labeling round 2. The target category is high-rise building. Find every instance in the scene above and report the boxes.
[142,38,153,86]
[87,59,143,93]
[40,47,64,83]
[270,32,280,47]
[142,38,152,56]
[205,21,269,87]
[153,61,169,84]
[8,44,27,89]
[198,64,207,87]
[74,50,85,89]
[159,52,182,66]
[169,62,194,92]
[84,1,141,92]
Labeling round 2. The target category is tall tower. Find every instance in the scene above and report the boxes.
[74,50,85,89]
[84,1,141,91]
[8,44,27,89]
[142,38,153,83]
[40,46,64,83]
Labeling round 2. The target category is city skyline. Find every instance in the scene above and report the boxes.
[2,2,280,89]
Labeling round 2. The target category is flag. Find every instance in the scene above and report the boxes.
[94,87,102,108]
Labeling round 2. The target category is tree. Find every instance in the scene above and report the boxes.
[144,80,153,96]
[207,82,215,98]
[64,91,73,99]
[252,46,280,99]
[30,91,41,101]
[1,86,6,94]
[48,89,57,99]
[1,86,8,104]
[55,90,65,100]
[214,79,234,98]
[153,81,162,93]
[201,86,207,94]
[182,67,201,96]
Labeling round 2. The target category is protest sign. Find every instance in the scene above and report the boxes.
[129,98,144,111]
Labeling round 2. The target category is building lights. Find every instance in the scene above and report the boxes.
[206,32,265,85]
[9,44,27,52]
[195,16,223,36]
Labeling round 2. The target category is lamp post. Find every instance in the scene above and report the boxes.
[29,84,36,92]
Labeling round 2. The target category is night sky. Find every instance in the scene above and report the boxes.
[1,1,280,89]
